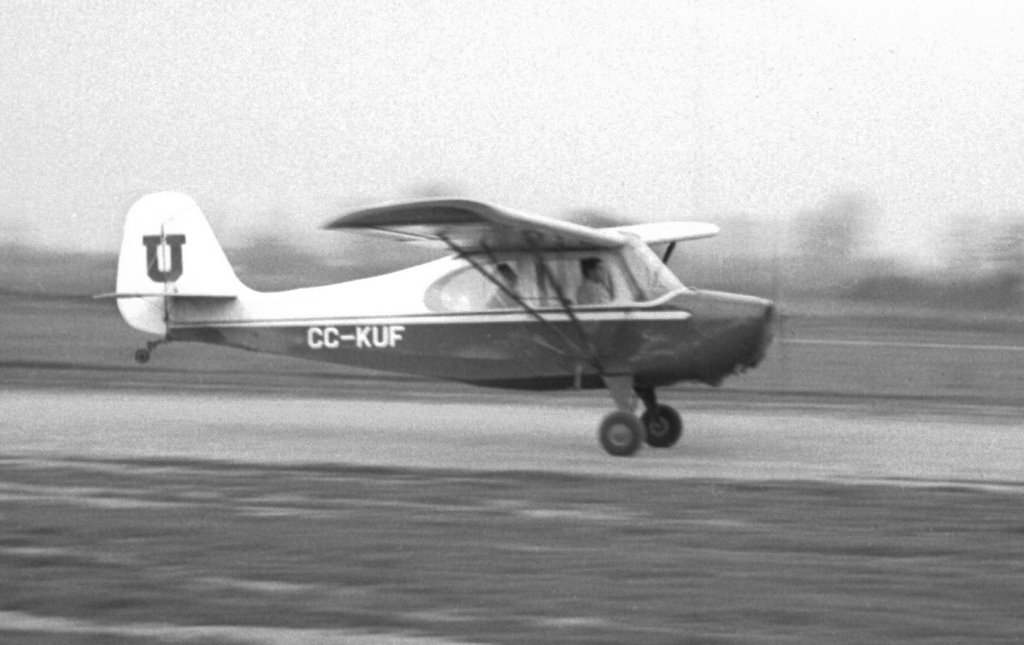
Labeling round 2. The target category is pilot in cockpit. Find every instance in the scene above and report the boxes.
[576,257,615,305]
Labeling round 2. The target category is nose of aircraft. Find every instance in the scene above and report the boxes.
[743,301,775,370]
[675,290,775,384]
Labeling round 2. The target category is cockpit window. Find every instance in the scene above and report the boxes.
[425,244,684,313]
[619,237,685,300]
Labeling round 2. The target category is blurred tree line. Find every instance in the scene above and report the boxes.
[675,192,1024,310]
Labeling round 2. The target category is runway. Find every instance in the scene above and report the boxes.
[3,387,1022,485]
[4,383,1024,643]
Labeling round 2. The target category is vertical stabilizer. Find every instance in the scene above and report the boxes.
[114,192,247,335]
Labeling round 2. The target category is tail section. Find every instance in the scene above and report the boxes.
[109,192,248,335]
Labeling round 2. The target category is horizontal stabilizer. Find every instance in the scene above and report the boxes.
[94,292,238,300]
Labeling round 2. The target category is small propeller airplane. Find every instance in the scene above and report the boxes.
[98,192,774,456]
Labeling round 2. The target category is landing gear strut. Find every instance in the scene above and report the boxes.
[597,379,684,456]
[134,338,168,364]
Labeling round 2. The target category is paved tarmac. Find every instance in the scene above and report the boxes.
[3,388,1021,485]
[4,385,1024,644]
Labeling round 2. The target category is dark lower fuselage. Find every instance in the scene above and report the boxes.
[168,290,774,390]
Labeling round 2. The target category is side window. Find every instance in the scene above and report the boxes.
[425,258,534,312]
[425,266,492,312]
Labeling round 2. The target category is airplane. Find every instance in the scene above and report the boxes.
[98,191,774,457]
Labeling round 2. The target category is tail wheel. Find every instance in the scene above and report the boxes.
[133,339,165,365]
[642,404,683,448]
[599,412,643,457]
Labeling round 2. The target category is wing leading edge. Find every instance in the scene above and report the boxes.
[325,198,718,252]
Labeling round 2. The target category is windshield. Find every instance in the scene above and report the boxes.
[619,237,685,300]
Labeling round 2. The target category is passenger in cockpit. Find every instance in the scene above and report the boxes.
[487,263,520,309]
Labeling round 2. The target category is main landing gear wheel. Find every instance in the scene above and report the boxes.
[599,411,644,457]
[642,404,683,448]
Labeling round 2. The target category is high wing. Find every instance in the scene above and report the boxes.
[326,198,624,252]
[326,198,719,254]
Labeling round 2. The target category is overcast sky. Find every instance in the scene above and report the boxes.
[2,0,1023,265]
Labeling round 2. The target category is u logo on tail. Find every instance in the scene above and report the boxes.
[142,235,186,283]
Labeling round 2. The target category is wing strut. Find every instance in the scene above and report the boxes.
[661,241,677,263]
[523,234,603,372]
[438,234,602,372]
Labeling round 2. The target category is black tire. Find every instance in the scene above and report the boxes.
[599,412,643,457]
[642,404,683,448]
[134,348,150,364]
